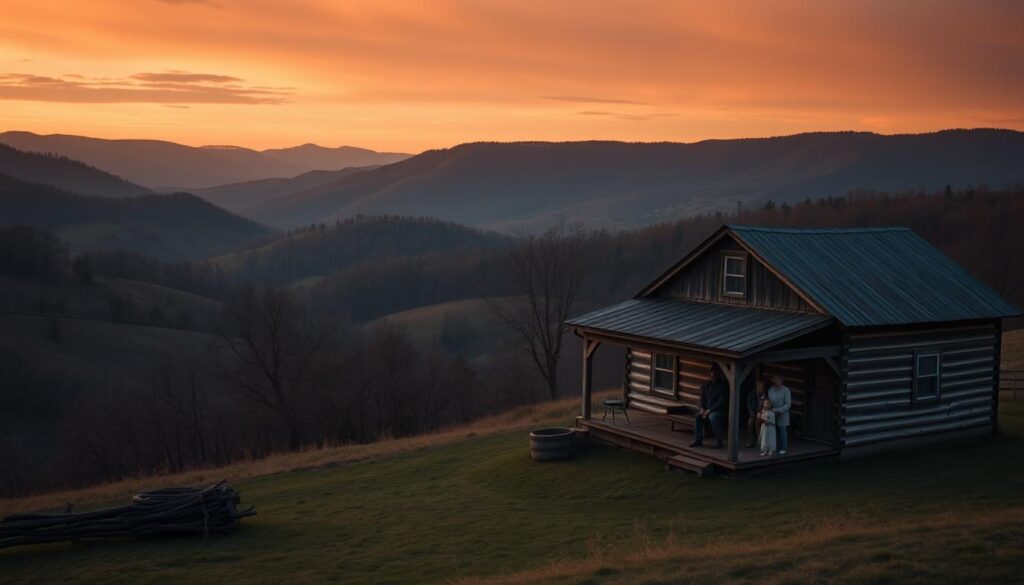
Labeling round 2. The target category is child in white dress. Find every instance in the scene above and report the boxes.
[758,397,776,456]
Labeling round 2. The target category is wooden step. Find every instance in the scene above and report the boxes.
[666,454,715,477]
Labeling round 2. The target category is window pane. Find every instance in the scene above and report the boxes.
[916,376,938,399]
[917,354,938,377]
[725,275,744,294]
[654,369,673,390]
[655,354,674,369]
[725,257,745,276]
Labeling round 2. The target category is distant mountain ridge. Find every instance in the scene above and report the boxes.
[0,143,149,198]
[242,129,1024,232]
[0,131,411,190]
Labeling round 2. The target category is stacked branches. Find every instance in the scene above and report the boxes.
[0,482,255,549]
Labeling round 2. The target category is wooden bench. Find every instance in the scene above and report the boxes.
[665,413,696,432]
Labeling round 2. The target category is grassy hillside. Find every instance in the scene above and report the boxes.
[2,394,1022,584]
[365,297,509,357]
[246,130,1024,231]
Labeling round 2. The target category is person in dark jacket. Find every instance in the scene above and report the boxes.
[745,378,768,448]
[690,366,728,448]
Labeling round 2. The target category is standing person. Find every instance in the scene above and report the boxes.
[690,366,728,449]
[767,375,792,455]
[745,378,768,448]
[758,398,777,456]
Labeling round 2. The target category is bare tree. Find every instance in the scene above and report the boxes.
[488,222,587,400]
[216,284,334,451]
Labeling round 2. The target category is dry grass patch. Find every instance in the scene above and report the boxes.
[458,508,1024,585]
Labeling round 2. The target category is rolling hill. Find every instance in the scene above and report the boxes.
[0,143,149,198]
[190,166,376,212]
[246,129,1024,231]
[0,131,411,190]
[0,173,272,260]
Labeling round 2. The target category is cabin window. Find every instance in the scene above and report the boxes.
[913,351,941,401]
[653,353,676,396]
[722,254,747,297]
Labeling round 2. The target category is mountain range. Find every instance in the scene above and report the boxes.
[239,129,1024,231]
[0,131,411,190]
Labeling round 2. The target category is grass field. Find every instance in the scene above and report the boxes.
[2,393,1023,584]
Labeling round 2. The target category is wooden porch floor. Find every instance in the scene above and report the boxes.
[579,409,837,473]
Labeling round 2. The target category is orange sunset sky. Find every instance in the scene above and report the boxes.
[1,0,1022,152]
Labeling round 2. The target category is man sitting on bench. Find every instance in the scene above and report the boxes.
[690,365,728,449]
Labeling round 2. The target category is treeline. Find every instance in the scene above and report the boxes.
[0,284,517,497]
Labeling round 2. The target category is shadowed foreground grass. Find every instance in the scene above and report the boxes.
[1,402,1023,584]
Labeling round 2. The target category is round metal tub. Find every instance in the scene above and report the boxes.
[530,428,575,461]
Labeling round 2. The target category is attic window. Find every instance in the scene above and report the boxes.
[722,254,747,297]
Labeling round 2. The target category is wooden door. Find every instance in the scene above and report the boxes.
[804,360,837,443]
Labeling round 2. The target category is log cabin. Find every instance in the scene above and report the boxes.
[567,225,1022,475]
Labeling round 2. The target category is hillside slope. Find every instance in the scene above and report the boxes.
[0,143,149,197]
[248,129,1024,231]
[0,131,411,189]
[0,173,272,260]
[190,166,375,212]
[1,397,1022,584]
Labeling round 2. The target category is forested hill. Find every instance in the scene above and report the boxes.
[246,129,1024,231]
[211,215,506,284]
[0,173,271,260]
[0,143,149,198]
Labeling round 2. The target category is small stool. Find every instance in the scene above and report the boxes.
[602,399,629,424]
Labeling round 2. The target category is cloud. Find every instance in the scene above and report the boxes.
[544,96,649,105]
[0,71,288,104]
[131,71,242,83]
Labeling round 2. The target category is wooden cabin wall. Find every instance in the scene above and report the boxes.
[654,236,817,313]
[625,348,709,412]
[841,321,997,448]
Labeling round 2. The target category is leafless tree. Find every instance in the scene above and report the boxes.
[488,221,587,400]
[216,284,335,451]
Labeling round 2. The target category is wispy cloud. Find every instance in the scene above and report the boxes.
[0,71,288,104]
[544,95,649,105]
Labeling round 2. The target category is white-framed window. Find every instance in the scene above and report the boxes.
[653,353,676,396]
[913,351,941,402]
[722,254,746,297]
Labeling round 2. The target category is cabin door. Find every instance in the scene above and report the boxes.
[804,360,837,443]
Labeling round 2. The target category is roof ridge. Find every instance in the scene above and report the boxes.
[727,225,912,234]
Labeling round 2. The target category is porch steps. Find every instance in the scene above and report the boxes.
[627,392,690,415]
[666,454,714,477]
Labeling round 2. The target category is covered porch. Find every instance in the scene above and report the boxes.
[570,298,842,474]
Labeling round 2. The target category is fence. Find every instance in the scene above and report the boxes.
[1000,370,1024,402]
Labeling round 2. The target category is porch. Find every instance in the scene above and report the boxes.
[579,409,837,474]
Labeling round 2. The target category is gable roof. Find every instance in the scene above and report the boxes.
[642,225,1021,327]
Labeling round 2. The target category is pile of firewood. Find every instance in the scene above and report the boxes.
[0,482,255,549]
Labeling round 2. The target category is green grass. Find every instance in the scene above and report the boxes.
[3,405,1024,584]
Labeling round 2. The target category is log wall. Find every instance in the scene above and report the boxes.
[841,321,998,448]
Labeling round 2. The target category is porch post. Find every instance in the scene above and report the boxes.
[717,359,749,464]
[581,335,598,420]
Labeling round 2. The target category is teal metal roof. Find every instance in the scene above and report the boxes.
[567,297,832,356]
[727,225,1021,327]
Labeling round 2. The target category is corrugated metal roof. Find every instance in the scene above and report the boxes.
[567,297,832,355]
[728,225,1022,327]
